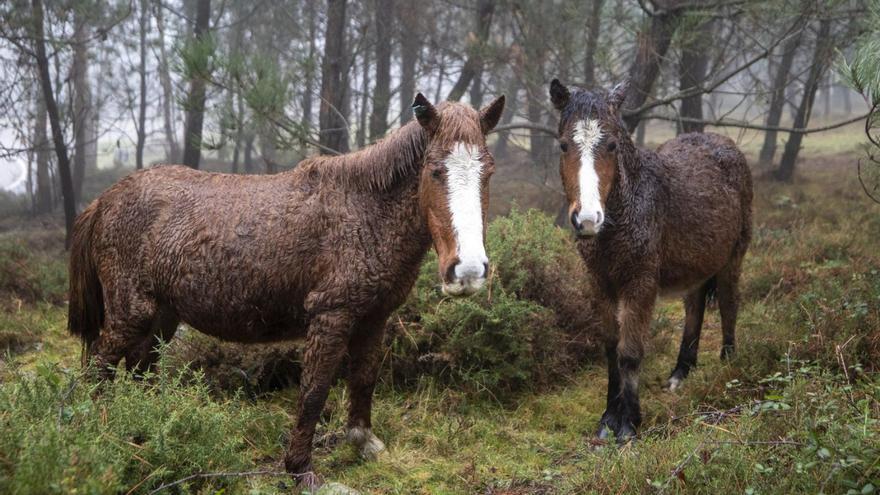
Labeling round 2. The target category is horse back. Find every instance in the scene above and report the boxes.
[651,133,753,290]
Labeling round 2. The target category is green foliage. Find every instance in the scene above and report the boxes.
[0,363,274,494]
[0,239,67,305]
[841,1,880,106]
[387,208,599,396]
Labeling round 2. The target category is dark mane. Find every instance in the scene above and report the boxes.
[298,102,485,192]
[558,88,621,132]
[299,119,429,192]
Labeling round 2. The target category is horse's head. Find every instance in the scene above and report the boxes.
[550,79,631,237]
[412,93,505,296]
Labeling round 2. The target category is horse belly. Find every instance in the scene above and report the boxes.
[178,302,309,343]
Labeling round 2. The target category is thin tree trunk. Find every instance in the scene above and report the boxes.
[232,87,243,173]
[71,11,92,203]
[302,0,317,130]
[243,133,255,173]
[135,0,148,170]
[153,0,179,162]
[446,0,495,101]
[319,0,349,154]
[368,0,392,141]
[32,0,76,246]
[469,67,484,108]
[494,82,518,158]
[775,19,833,182]
[397,0,418,125]
[181,0,211,168]
[584,0,604,87]
[677,19,712,134]
[33,82,52,214]
[621,10,681,131]
[357,44,371,148]
[759,29,803,166]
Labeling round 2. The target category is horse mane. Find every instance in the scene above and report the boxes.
[298,102,484,192]
[299,119,429,192]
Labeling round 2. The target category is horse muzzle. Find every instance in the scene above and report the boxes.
[571,208,604,237]
[441,257,488,296]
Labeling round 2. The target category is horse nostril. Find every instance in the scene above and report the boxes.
[445,263,458,283]
[482,262,489,278]
[596,210,604,225]
[570,210,581,230]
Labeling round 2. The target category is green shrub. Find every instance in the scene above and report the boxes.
[0,239,67,305]
[0,362,278,494]
[385,209,601,396]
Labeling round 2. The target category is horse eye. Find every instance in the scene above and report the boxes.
[560,142,569,153]
[607,141,617,152]
[432,168,443,179]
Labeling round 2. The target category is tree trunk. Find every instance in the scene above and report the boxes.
[181,0,211,168]
[775,19,833,182]
[153,0,179,162]
[677,19,712,134]
[446,0,495,101]
[368,0,392,141]
[232,85,242,173]
[759,29,803,166]
[32,0,76,246]
[302,0,317,130]
[319,0,349,154]
[135,0,148,169]
[357,43,371,148]
[33,83,52,214]
[494,82,518,158]
[71,10,92,203]
[584,0,604,88]
[397,0,418,125]
[621,10,681,131]
[243,133,255,173]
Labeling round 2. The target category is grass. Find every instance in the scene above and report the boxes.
[0,145,878,493]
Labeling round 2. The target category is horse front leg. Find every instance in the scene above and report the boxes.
[595,298,622,440]
[284,310,353,490]
[345,317,387,460]
[613,283,657,443]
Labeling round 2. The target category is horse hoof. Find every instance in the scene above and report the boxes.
[720,345,735,360]
[597,424,614,440]
[616,424,637,445]
[667,375,683,391]
[346,426,386,461]
[295,471,324,493]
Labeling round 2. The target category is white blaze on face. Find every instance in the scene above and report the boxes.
[444,142,488,286]
[572,119,604,230]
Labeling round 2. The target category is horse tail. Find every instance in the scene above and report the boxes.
[68,201,104,363]
[704,276,718,306]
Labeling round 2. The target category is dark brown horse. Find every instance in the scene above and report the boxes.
[549,79,752,441]
[67,93,505,487]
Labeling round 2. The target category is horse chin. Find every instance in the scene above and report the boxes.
[442,277,485,297]
[576,227,601,238]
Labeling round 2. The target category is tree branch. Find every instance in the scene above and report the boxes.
[642,112,870,134]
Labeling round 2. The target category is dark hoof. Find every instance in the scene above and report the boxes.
[616,423,637,444]
[597,424,614,440]
[720,345,735,360]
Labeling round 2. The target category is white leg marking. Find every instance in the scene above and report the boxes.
[346,426,386,461]
[573,119,604,232]
[444,142,488,289]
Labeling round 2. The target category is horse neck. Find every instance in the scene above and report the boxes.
[313,120,429,193]
[607,144,653,220]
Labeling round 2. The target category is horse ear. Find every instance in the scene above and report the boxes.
[608,79,630,113]
[549,79,570,111]
[413,93,440,133]
[479,95,505,134]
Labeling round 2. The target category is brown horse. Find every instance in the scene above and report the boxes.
[67,93,505,487]
[549,79,752,441]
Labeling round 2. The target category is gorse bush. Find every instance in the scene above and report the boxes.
[386,208,601,396]
[0,363,278,494]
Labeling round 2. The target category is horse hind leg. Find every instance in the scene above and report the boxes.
[717,264,742,360]
[667,280,712,391]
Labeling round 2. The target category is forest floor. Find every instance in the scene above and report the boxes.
[0,140,878,494]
